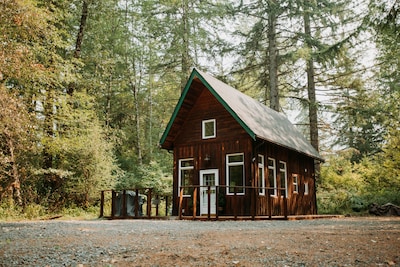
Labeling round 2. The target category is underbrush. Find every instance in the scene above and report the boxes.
[317,189,400,215]
[0,201,99,221]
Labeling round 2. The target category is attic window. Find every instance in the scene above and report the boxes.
[202,119,216,139]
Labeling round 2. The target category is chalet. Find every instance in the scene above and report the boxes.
[159,68,324,219]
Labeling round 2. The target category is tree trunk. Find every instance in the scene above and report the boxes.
[68,0,89,95]
[133,83,143,166]
[129,68,143,166]
[1,134,22,205]
[304,11,319,152]
[268,1,280,112]
[74,0,89,59]
[180,0,190,92]
[304,9,320,176]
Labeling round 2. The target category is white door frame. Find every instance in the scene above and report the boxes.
[199,169,219,215]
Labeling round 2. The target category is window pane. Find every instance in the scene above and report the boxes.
[279,162,285,170]
[293,175,298,193]
[181,169,193,195]
[204,121,214,136]
[258,168,264,194]
[229,165,244,193]
[280,161,287,197]
[258,169,263,187]
[268,159,274,167]
[280,171,286,185]
[228,154,243,163]
[304,183,309,195]
[268,171,275,187]
[181,159,194,167]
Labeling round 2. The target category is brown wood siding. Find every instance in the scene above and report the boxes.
[254,141,317,216]
[174,85,249,146]
[172,139,253,216]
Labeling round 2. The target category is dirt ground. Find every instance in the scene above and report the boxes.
[0,216,399,266]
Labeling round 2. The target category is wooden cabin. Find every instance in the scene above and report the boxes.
[159,68,324,219]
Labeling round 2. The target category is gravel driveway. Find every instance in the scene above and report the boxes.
[1,217,399,266]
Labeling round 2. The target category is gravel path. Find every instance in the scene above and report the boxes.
[1,217,399,266]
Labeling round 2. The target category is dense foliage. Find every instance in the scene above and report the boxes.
[0,0,398,218]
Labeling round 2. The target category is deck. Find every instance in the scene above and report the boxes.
[100,188,341,221]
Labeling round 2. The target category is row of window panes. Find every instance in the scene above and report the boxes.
[178,155,308,196]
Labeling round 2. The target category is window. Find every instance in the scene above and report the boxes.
[293,174,299,194]
[226,153,244,195]
[202,119,216,139]
[279,161,288,198]
[304,182,309,195]
[258,155,265,195]
[268,158,277,196]
[178,159,194,196]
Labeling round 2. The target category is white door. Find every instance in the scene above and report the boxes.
[199,169,219,215]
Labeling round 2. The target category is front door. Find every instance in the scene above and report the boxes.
[199,169,219,215]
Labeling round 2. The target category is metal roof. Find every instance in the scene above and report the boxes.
[160,68,323,161]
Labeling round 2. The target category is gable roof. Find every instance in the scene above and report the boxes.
[160,68,323,161]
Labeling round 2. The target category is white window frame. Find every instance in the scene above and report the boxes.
[293,174,299,194]
[178,158,194,197]
[258,155,265,195]
[268,158,277,196]
[202,119,216,139]
[226,153,245,195]
[279,161,288,198]
[304,182,309,195]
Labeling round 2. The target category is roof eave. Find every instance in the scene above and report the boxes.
[254,135,324,162]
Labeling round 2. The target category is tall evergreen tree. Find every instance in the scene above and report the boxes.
[156,0,232,89]
[370,0,400,179]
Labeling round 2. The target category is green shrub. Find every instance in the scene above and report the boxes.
[23,203,46,219]
[0,201,21,221]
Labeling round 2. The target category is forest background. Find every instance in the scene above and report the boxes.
[0,0,399,219]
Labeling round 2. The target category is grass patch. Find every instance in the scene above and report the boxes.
[0,201,100,221]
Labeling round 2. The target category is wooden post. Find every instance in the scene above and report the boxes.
[165,196,169,216]
[99,190,105,218]
[134,189,140,217]
[179,188,184,220]
[283,190,288,220]
[147,189,152,218]
[111,190,116,219]
[253,187,257,220]
[207,185,211,220]
[268,189,272,219]
[193,187,197,219]
[215,186,219,220]
[234,187,237,220]
[122,190,127,218]
[155,195,160,216]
